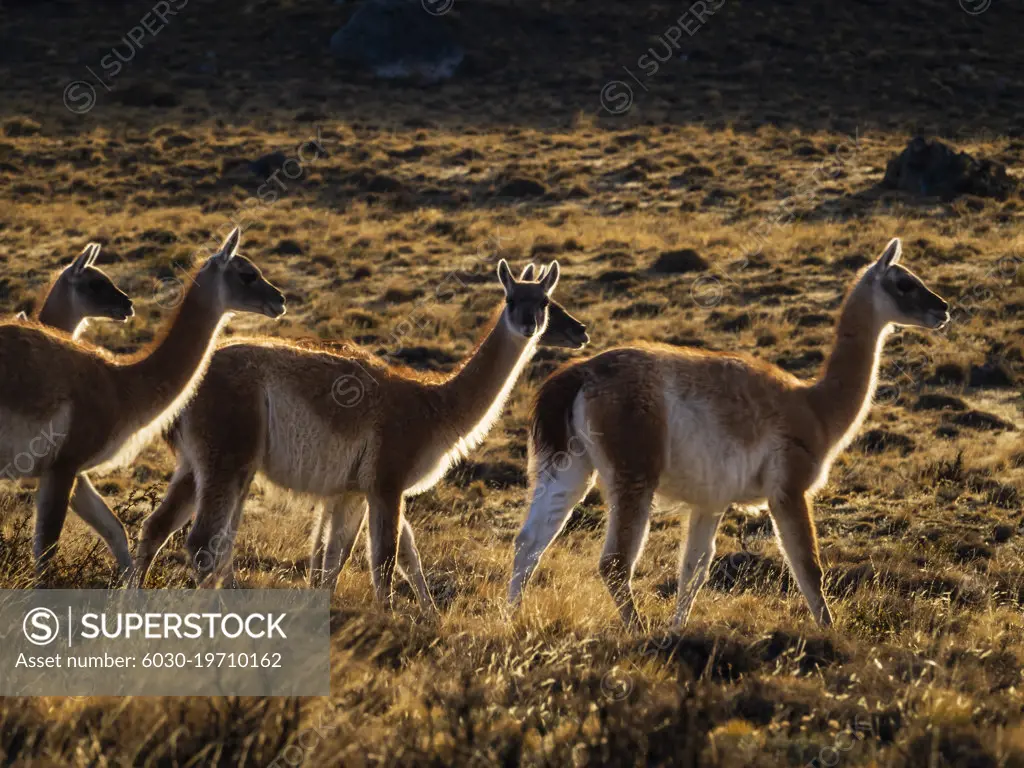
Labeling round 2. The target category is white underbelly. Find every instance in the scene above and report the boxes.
[261,393,367,496]
[656,399,776,510]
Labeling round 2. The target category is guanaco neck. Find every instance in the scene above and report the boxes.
[434,306,537,439]
[807,277,890,451]
[36,278,85,338]
[113,279,226,427]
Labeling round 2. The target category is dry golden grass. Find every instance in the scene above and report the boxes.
[2,0,1024,765]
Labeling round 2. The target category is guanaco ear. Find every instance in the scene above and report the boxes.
[876,238,902,271]
[497,259,515,296]
[539,261,560,295]
[71,243,100,274]
[519,263,536,281]
[213,227,241,265]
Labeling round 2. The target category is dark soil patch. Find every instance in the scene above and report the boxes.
[854,429,916,456]
[947,410,1015,431]
[450,459,526,489]
[650,249,708,275]
[912,393,967,412]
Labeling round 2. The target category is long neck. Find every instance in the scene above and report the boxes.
[36,278,85,337]
[113,282,226,428]
[807,281,890,449]
[437,307,536,440]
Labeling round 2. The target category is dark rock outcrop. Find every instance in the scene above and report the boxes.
[882,137,1017,201]
[330,0,463,82]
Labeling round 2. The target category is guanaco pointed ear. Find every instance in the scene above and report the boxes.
[497,259,515,296]
[540,261,560,295]
[71,243,99,274]
[876,238,902,271]
[213,227,241,265]
[519,263,536,281]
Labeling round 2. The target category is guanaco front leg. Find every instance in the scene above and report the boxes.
[397,519,437,615]
[70,475,132,575]
[769,489,833,627]
[34,466,78,575]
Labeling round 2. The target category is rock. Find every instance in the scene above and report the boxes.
[329,0,463,82]
[650,248,708,274]
[882,137,1018,201]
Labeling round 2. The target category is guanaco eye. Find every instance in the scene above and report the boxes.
[239,270,258,285]
[896,278,916,294]
[89,279,106,290]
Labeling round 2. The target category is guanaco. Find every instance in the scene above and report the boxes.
[11,243,137,570]
[133,261,586,612]
[509,239,949,628]
[0,228,285,573]
[15,243,134,338]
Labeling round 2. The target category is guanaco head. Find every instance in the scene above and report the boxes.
[516,264,588,349]
[869,238,949,330]
[497,259,560,341]
[198,228,286,319]
[58,243,135,323]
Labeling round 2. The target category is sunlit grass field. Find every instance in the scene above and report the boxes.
[1,0,1023,764]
